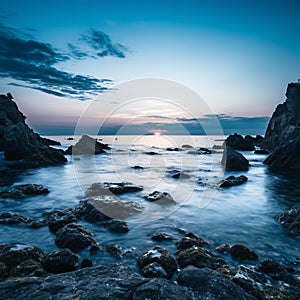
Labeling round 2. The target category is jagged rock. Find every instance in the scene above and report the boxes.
[40,137,61,146]
[104,244,128,259]
[85,182,143,197]
[103,219,129,233]
[55,223,98,252]
[254,149,269,154]
[262,83,300,170]
[221,148,250,171]
[10,259,48,278]
[144,191,176,204]
[0,262,8,279]
[42,249,79,274]
[137,246,177,279]
[219,175,248,188]
[151,232,174,242]
[45,209,77,233]
[0,212,32,225]
[76,196,143,221]
[64,135,110,155]
[245,135,264,146]
[0,184,50,199]
[229,244,258,260]
[176,232,208,251]
[278,207,300,236]
[215,244,231,254]
[177,266,257,300]
[224,133,255,151]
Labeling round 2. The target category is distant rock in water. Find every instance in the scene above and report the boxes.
[64,135,110,155]
[0,184,50,199]
[221,148,250,171]
[0,94,66,167]
[219,175,248,188]
[277,207,300,236]
[224,133,255,151]
[262,82,300,170]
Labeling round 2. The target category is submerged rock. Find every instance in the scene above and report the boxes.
[176,232,208,251]
[278,207,300,236]
[0,184,50,199]
[85,181,143,197]
[198,147,212,154]
[221,148,250,171]
[45,209,77,233]
[144,191,176,204]
[224,133,255,151]
[102,219,129,233]
[104,244,130,259]
[229,244,258,261]
[137,246,177,279]
[64,134,110,155]
[171,171,190,179]
[166,147,182,151]
[0,212,32,225]
[219,175,248,188]
[55,223,98,252]
[151,232,174,242]
[9,259,48,278]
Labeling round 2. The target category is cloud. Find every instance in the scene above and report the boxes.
[81,29,127,58]
[146,115,172,120]
[0,23,126,100]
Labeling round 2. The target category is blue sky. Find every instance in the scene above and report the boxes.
[1,0,300,135]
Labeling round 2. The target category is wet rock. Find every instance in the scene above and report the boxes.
[171,171,190,179]
[46,209,77,233]
[221,148,250,171]
[224,133,255,151]
[229,244,258,260]
[64,134,110,155]
[131,165,144,170]
[55,223,98,252]
[10,259,48,277]
[254,149,269,154]
[182,144,193,149]
[145,151,160,155]
[219,175,248,188]
[103,219,129,233]
[166,147,182,151]
[42,249,79,274]
[176,232,208,251]
[144,191,176,204]
[215,243,231,254]
[177,266,256,300]
[85,181,143,196]
[212,144,224,149]
[0,212,32,225]
[89,245,100,254]
[278,207,300,236]
[0,262,8,279]
[151,232,174,242]
[76,196,143,221]
[66,137,74,140]
[81,259,92,268]
[137,246,177,279]
[245,135,264,146]
[256,259,286,275]
[104,244,129,259]
[40,137,61,146]
[0,184,50,199]
[176,246,225,269]
[28,219,48,229]
[198,147,212,154]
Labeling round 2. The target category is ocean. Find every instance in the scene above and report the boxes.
[0,135,299,271]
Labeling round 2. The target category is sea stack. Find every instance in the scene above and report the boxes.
[262,82,300,170]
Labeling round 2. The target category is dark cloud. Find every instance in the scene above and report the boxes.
[146,115,172,120]
[81,29,127,58]
[0,23,125,100]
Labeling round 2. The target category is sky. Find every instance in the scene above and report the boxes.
[1,0,300,135]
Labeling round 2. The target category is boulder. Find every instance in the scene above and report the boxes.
[181,144,193,149]
[144,191,176,204]
[0,184,50,199]
[229,244,258,260]
[245,135,264,146]
[55,223,98,252]
[177,266,256,300]
[254,149,269,154]
[151,232,174,242]
[176,232,208,251]
[224,133,255,151]
[39,137,61,146]
[85,182,143,197]
[277,207,300,236]
[131,165,144,170]
[64,135,110,155]
[104,244,129,259]
[9,259,48,278]
[102,219,129,233]
[45,209,77,233]
[166,147,182,151]
[137,246,177,279]
[219,175,248,188]
[256,259,286,275]
[171,171,190,179]
[145,151,159,155]
[221,148,250,171]
[0,212,32,225]
[198,147,212,154]
[81,259,92,268]
[42,249,79,274]
[262,83,300,170]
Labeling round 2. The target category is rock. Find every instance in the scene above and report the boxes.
[221,148,250,171]
[144,191,176,204]
[215,244,231,254]
[42,249,79,274]
[262,82,300,170]
[66,137,74,140]
[64,134,110,155]
[76,196,143,221]
[131,165,144,169]
[145,151,160,155]
[85,181,143,196]
[212,144,224,149]
[176,232,208,251]
[166,147,182,151]
[151,232,174,242]
[104,244,127,259]
[0,212,32,225]
[224,133,255,151]
[81,259,92,268]
[198,147,212,154]
[278,207,300,236]
[176,246,225,270]
[229,244,258,260]
[182,144,193,149]
[55,223,98,252]
[187,150,198,154]
[0,184,50,199]
[177,266,256,300]
[0,262,8,280]
[40,137,61,146]
[137,247,177,279]
[219,175,248,188]
[46,209,77,233]
[254,149,269,154]
[171,171,190,179]
[0,94,66,167]
[103,219,129,233]
[256,259,286,275]
[245,135,264,146]
[10,259,48,277]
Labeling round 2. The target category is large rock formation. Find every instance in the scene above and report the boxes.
[0,94,66,167]
[262,83,300,170]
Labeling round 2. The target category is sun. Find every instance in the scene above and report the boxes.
[154,131,161,136]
